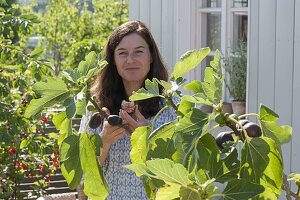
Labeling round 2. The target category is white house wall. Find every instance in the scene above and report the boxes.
[248,0,300,195]
[129,0,300,196]
[129,0,196,80]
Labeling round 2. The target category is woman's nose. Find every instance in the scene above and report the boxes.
[126,54,135,63]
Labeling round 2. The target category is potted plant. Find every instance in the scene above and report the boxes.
[222,41,247,115]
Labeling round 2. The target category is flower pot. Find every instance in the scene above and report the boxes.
[222,102,233,114]
[232,101,246,116]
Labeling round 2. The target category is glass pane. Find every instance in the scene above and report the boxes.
[233,0,248,8]
[206,13,221,51]
[202,0,222,8]
[232,14,248,46]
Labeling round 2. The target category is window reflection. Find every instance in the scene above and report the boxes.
[207,13,221,51]
[202,0,221,8]
[233,0,248,8]
[232,14,248,46]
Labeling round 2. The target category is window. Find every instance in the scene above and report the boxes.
[196,0,248,100]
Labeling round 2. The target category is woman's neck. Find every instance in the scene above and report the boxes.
[123,81,143,98]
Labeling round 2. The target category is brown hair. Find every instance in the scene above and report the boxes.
[90,20,168,118]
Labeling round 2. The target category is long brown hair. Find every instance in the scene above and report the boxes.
[90,20,168,118]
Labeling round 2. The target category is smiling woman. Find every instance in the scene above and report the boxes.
[114,33,152,96]
[79,20,178,199]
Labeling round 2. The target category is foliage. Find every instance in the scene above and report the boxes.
[222,41,247,101]
[0,1,58,199]
[25,44,299,200]
[23,0,128,75]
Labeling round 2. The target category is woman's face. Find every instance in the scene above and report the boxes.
[114,33,152,88]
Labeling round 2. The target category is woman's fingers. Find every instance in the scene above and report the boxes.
[119,109,139,129]
[134,105,148,126]
[119,107,148,130]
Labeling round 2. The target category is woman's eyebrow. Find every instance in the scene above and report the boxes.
[115,46,146,52]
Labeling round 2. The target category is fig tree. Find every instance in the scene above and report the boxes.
[243,122,262,137]
[215,131,234,149]
[107,115,123,126]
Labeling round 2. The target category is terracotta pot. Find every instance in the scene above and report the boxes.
[222,102,233,114]
[232,101,246,116]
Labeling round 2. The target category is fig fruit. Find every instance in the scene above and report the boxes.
[107,115,123,126]
[215,131,234,149]
[243,122,262,137]
[89,112,102,129]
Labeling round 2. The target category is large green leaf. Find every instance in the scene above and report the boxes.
[156,184,181,200]
[78,51,98,77]
[202,51,223,103]
[220,179,264,200]
[195,133,219,169]
[24,78,71,118]
[258,104,292,147]
[129,79,164,101]
[259,104,279,121]
[130,126,149,164]
[171,48,210,80]
[260,121,292,147]
[181,93,213,106]
[63,97,76,119]
[239,137,283,197]
[126,159,192,186]
[60,135,83,189]
[52,111,72,147]
[80,133,109,200]
[208,149,240,183]
[175,108,208,163]
[184,80,203,93]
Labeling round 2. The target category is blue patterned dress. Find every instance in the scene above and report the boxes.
[79,100,178,200]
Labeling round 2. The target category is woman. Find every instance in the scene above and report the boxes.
[79,20,177,200]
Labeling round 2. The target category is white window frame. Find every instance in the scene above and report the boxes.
[195,0,248,102]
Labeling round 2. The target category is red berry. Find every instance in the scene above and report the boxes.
[8,147,16,156]
[41,115,47,123]
[39,165,45,172]
[52,161,59,169]
[20,163,26,170]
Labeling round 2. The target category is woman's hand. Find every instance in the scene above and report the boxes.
[119,105,148,132]
[98,120,126,166]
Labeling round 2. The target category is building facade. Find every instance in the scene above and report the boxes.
[129,0,300,197]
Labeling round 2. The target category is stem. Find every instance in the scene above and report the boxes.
[283,173,293,200]
[151,105,169,131]
[206,124,220,134]
[87,96,108,118]
[166,93,183,117]
[282,173,300,199]
[238,113,259,119]
[226,117,246,141]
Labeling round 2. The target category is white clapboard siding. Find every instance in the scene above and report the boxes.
[128,0,195,81]
[248,0,300,197]
[292,0,300,183]
[129,0,300,197]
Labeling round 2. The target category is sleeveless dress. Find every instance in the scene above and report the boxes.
[79,100,178,200]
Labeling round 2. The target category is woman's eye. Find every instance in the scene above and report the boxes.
[135,51,144,54]
[118,52,127,56]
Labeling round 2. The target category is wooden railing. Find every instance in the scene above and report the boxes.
[19,118,87,200]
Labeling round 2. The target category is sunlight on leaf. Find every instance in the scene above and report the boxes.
[240,137,282,196]
[130,126,149,164]
[24,78,70,118]
[171,48,210,80]
[129,79,164,101]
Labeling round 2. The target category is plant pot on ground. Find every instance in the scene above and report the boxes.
[223,41,247,116]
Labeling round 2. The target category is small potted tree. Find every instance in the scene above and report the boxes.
[223,41,247,116]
